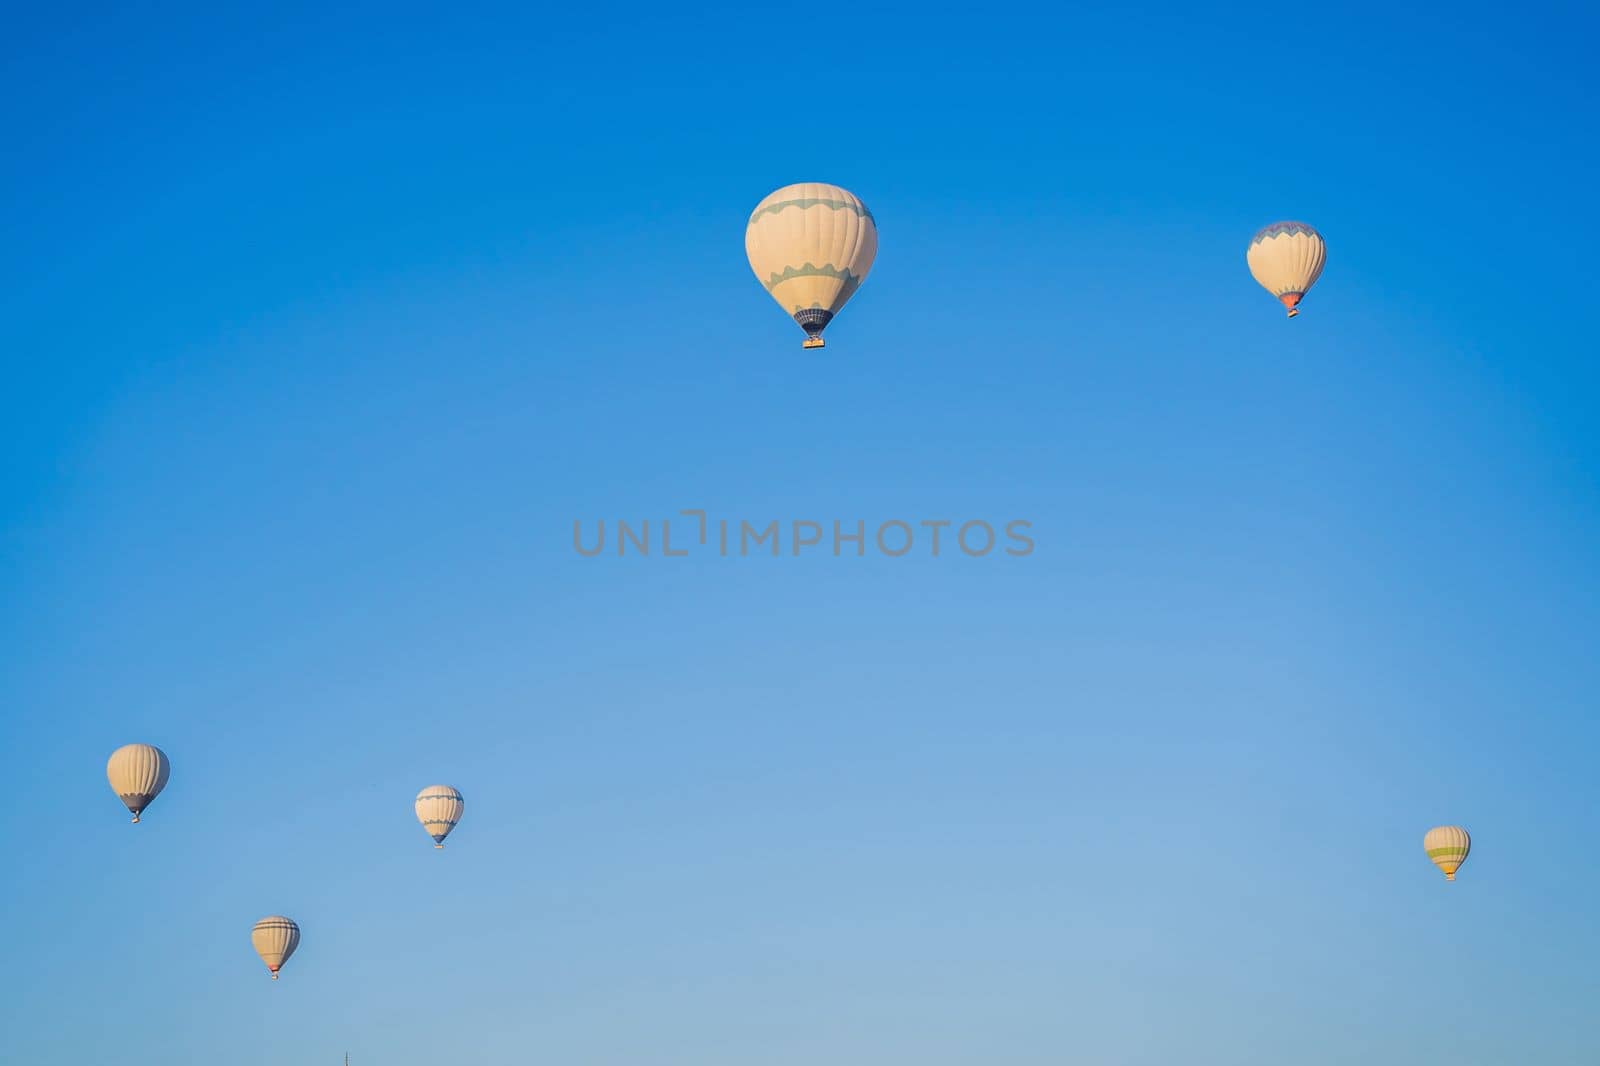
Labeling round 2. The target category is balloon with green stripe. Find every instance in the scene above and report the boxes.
[1423,825,1471,881]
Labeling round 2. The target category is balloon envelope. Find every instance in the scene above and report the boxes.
[1246,221,1326,317]
[1424,825,1471,881]
[415,785,464,848]
[106,744,170,823]
[251,916,300,979]
[745,182,877,348]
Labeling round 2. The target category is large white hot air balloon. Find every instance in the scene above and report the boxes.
[1424,826,1471,882]
[746,182,878,349]
[106,743,170,823]
[1246,221,1326,317]
[252,915,300,979]
[415,785,464,849]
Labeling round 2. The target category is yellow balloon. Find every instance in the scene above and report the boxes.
[745,182,877,348]
[1246,221,1326,317]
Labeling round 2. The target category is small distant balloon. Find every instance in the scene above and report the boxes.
[415,785,464,849]
[106,744,170,824]
[1246,221,1326,317]
[746,182,878,349]
[252,915,300,979]
[1424,826,1471,881]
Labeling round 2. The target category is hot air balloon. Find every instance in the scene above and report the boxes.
[1247,221,1326,317]
[252,915,300,979]
[1424,826,1471,881]
[106,743,170,823]
[415,785,464,849]
[745,182,878,349]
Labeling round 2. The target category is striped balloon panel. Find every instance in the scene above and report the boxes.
[745,182,878,320]
[1246,221,1326,298]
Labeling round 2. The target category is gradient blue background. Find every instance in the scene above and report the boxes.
[4,3,1598,1063]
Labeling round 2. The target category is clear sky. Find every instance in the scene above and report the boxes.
[3,3,1598,1064]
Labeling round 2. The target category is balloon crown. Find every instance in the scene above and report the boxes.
[1251,220,1322,244]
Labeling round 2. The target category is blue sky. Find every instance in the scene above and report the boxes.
[3,3,1598,1063]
